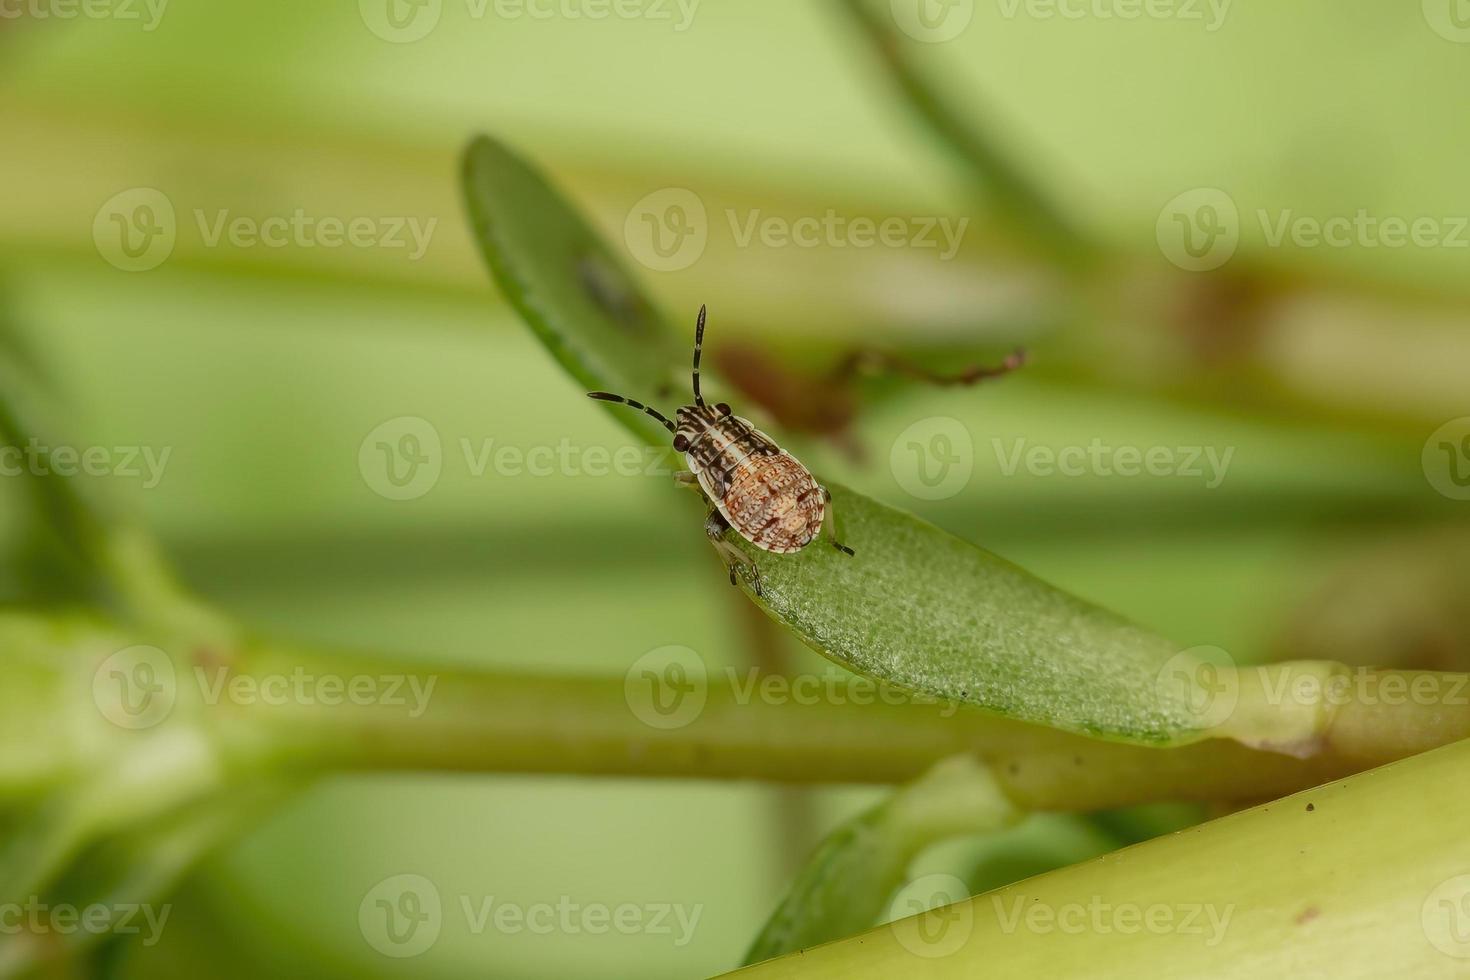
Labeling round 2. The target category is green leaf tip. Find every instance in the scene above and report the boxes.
[460,135,683,448]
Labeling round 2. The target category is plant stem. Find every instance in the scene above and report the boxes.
[834,0,1096,269]
[723,737,1470,978]
[227,645,1470,811]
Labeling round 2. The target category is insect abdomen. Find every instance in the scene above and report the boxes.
[689,416,824,554]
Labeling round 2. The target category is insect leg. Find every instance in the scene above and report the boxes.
[674,470,702,492]
[821,487,856,557]
[705,508,762,596]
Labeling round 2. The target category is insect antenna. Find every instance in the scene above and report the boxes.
[587,391,676,434]
[692,304,707,407]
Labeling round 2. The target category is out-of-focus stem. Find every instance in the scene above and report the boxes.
[834,0,1097,270]
[228,645,1470,812]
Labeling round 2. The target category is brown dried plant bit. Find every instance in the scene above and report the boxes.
[713,338,1026,461]
[588,306,855,596]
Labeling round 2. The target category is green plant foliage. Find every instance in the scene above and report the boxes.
[744,756,1019,965]
[461,135,684,448]
[460,134,1212,745]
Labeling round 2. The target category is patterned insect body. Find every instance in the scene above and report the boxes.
[588,305,854,593]
[675,405,826,554]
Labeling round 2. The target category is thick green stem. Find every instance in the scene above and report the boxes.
[724,737,1470,978]
[224,645,1470,811]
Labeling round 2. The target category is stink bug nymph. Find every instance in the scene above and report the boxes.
[589,306,854,595]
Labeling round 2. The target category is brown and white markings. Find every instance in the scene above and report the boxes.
[588,305,853,595]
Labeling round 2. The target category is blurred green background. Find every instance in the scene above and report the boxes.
[1,0,1468,975]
